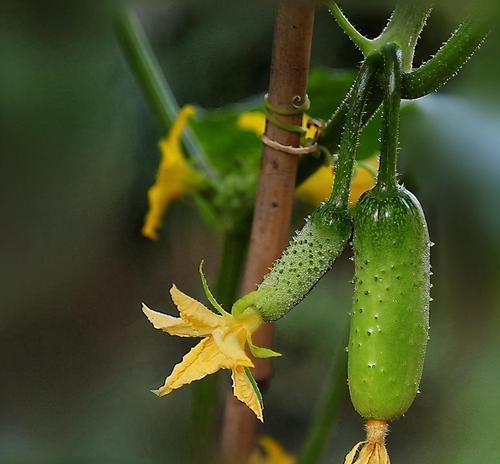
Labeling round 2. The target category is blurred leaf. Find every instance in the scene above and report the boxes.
[307,68,356,120]
[189,103,262,229]
[189,104,262,176]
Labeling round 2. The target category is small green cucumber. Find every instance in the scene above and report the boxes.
[234,204,352,321]
[348,184,430,421]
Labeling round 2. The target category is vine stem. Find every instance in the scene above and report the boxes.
[377,44,402,190]
[219,1,316,461]
[328,54,382,209]
[297,333,348,464]
[114,9,216,180]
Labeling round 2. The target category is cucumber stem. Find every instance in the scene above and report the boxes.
[377,44,402,190]
[374,1,432,72]
[320,15,488,154]
[328,53,381,210]
[324,0,374,55]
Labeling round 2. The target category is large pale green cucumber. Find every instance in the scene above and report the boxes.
[348,184,430,421]
[233,204,352,321]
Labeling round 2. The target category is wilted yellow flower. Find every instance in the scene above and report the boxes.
[250,436,296,464]
[296,155,379,207]
[142,105,205,240]
[143,275,281,421]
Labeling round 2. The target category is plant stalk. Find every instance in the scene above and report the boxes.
[377,44,402,190]
[320,15,488,153]
[297,336,348,464]
[219,0,316,461]
[374,1,432,72]
[114,9,215,179]
[328,53,382,209]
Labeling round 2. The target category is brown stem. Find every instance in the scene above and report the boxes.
[219,0,315,462]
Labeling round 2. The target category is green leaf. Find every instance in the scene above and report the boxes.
[244,367,264,410]
[199,261,229,316]
[307,68,356,120]
[247,336,282,359]
[189,104,262,177]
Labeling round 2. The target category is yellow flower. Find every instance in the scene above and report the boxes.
[249,436,296,464]
[142,269,281,421]
[142,105,205,240]
[295,165,333,207]
[238,111,266,134]
[296,155,379,207]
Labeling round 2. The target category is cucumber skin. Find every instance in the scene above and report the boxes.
[348,185,430,421]
[233,203,352,321]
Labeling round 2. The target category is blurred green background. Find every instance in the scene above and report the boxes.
[1,0,500,463]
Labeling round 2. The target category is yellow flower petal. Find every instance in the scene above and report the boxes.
[237,111,266,135]
[303,114,319,141]
[232,366,263,422]
[349,156,378,205]
[296,154,379,208]
[155,338,233,396]
[142,105,204,240]
[250,436,296,464]
[212,326,254,367]
[144,283,267,418]
[296,165,333,206]
[170,285,221,331]
[142,303,208,337]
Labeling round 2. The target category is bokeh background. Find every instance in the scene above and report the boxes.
[2,0,500,462]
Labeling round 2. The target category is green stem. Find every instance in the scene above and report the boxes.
[319,15,488,153]
[324,0,374,55]
[402,17,489,99]
[190,221,251,464]
[377,43,402,190]
[114,9,215,180]
[374,1,432,71]
[297,337,348,464]
[328,53,382,210]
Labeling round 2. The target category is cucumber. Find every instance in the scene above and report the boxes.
[344,44,431,464]
[348,184,430,420]
[235,204,352,321]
